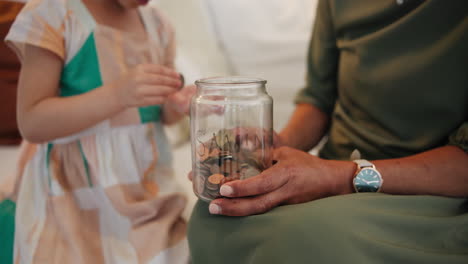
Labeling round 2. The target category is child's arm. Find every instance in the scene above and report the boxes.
[18,45,182,143]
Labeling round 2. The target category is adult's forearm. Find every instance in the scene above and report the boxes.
[18,84,123,143]
[337,145,468,197]
[376,145,468,197]
[279,103,329,151]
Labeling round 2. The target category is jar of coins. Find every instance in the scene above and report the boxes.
[191,77,273,202]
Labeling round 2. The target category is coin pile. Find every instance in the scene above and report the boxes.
[195,129,267,200]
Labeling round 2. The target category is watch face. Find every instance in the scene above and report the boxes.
[353,168,382,192]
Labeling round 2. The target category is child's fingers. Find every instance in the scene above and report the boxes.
[165,94,190,115]
[188,171,193,181]
[141,96,166,106]
[166,85,198,114]
[140,85,177,97]
[172,86,196,101]
[142,73,181,88]
[140,64,180,78]
[179,84,196,95]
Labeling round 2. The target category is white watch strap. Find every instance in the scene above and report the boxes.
[354,159,374,168]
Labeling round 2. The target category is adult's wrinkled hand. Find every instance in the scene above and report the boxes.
[207,146,355,216]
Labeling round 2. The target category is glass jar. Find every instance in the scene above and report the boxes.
[191,77,273,202]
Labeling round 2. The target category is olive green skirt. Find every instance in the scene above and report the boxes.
[188,193,468,264]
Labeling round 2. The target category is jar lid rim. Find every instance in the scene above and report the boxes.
[195,76,267,86]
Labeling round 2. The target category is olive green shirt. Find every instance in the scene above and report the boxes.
[295,0,468,160]
[188,2,468,263]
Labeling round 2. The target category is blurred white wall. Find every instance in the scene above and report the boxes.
[153,0,233,85]
[154,0,318,131]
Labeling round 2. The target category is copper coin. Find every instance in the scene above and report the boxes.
[208,173,225,185]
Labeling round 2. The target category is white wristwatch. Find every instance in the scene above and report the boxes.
[352,159,383,193]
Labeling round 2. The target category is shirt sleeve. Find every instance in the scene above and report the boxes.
[4,0,67,62]
[448,122,468,152]
[294,0,339,115]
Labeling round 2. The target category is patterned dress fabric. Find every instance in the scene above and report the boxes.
[5,0,189,263]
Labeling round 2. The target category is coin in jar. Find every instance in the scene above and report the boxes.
[240,166,261,180]
[210,164,221,175]
[220,160,239,175]
[206,173,225,191]
[196,146,207,162]
[208,173,225,185]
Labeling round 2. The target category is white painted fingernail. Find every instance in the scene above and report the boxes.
[220,185,233,196]
[209,203,221,214]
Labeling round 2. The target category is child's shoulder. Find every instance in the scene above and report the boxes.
[13,0,73,30]
[20,0,69,16]
[6,0,87,62]
[16,0,94,27]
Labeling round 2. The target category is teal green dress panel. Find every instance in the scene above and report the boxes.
[139,105,162,123]
[0,199,15,264]
[60,32,103,97]
[59,32,161,123]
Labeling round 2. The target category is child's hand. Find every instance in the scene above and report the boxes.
[113,64,182,108]
[165,84,197,115]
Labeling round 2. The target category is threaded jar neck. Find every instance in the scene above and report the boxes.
[195,77,267,96]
